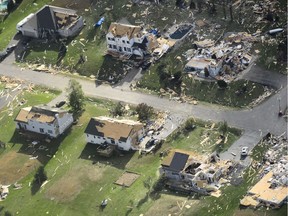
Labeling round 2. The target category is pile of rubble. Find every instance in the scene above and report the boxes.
[0,185,9,201]
[183,32,258,82]
[240,134,288,208]
[160,149,236,196]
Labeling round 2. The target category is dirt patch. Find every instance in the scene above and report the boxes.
[145,194,200,216]
[45,164,104,202]
[114,171,140,187]
[0,151,41,184]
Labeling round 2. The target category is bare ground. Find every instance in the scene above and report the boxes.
[45,163,105,202]
[0,151,41,184]
[145,194,200,216]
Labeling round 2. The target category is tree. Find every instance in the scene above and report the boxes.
[111,102,124,117]
[217,80,228,89]
[136,103,154,122]
[219,121,228,135]
[67,79,85,115]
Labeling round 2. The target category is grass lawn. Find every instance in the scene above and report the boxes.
[0,0,53,50]
[0,94,242,215]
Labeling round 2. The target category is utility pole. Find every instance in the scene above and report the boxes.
[278,96,282,116]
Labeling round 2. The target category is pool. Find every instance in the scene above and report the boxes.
[169,24,193,40]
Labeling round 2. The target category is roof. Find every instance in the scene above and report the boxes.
[84,116,143,141]
[162,151,189,172]
[108,22,142,39]
[185,58,211,69]
[169,152,189,172]
[248,171,288,205]
[17,5,80,31]
[15,105,67,124]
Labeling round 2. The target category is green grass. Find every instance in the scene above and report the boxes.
[0,0,53,50]
[165,119,241,154]
[0,86,59,143]
[183,79,265,108]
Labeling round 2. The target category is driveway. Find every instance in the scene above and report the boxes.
[0,60,287,166]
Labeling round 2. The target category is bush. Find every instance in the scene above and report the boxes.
[136,103,154,122]
[111,102,124,117]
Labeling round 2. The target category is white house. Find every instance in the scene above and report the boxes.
[14,105,73,138]
[106,22,157,58]
[184,58,223,77]
[84,116,145,151]
[16,5,84,38]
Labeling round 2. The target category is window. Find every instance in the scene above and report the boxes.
[86,134,89,137]
[108,37,111,40]
[111,139,115,144]
[48,130,52,134]
[127,48,131,52]
[122,40,125,43]
[40,128,44,133]
[108,44,112,48]
[113,45,117,49]
[123,47,127,51]
[127,41,130,44]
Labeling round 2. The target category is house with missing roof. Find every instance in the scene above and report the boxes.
[160,150,232,193]
[184,57,223,77]
[106,22,158,58]
[16,5,84,38]
[84,116,145,151]
[14,105,73,138]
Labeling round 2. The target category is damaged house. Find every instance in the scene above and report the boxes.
[184,57,223,77]
[84,116,145,151]
[160,150,232,194]
[14,105,73,138]
[106,22,157,58]
[16,5,84,38]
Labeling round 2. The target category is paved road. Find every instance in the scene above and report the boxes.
[0,62,286,134]
[0,61,287,162]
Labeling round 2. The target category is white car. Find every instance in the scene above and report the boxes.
[241,147,249,156]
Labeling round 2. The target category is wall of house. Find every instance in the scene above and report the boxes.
[106,33,134,55]
[56,113,73,134]
[16,14,39,38]
[58,16,84,37]
[16,119,58,137]
[85,129,142,151]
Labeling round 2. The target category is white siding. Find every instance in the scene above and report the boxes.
[56,113,73,134]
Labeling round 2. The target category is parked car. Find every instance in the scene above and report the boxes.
[0,50,7,62]
[55,101,66,108]
[241,147,249,156]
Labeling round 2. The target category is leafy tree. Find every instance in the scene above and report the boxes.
[184,118,196,131]
[219,121,228,135]
[217,80,228,89]
[111,102,124,117]
[67,79,85,115]
[136,103,154,122]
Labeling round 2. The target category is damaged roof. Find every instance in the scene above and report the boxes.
[248,171,288,205]
[15,105,67,124]
[84,116,143,141]
[108,22,142,39]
